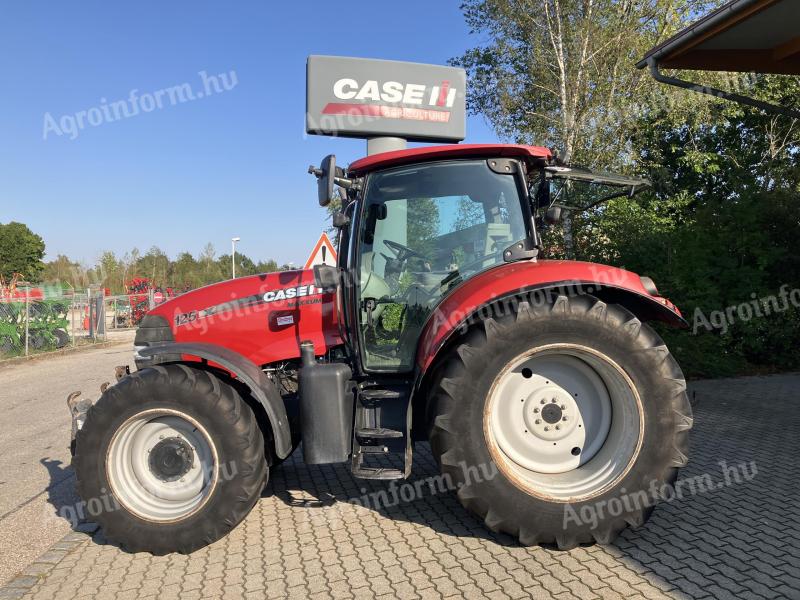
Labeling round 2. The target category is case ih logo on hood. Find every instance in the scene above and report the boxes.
[175,285,325,327]
[323,79,457,123]
[262,285,323,303]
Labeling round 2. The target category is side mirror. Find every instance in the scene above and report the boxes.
[316,155,336,207]
[544,206,562,225]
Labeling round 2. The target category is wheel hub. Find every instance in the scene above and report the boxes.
[106,410,218,522]
[492,356,612,475]
[540,402,562,424]
[148,437,195,482]
[485,345,643,501]
[522,387,579,444]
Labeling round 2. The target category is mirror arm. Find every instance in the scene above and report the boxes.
[334,176,361,191]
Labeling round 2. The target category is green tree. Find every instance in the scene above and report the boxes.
[255,259,278,273]
[452,0,722,255]
[94,251,126,293]
[43,254,85,289]
[588,75,800,377]
[172,252,202,289]
[0,222,46,281]
[407,198,440,257]
[135,246,170,286]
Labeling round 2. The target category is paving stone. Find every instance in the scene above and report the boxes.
[1,374,799,599]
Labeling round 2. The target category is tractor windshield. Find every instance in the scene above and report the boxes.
[357,159,528,371]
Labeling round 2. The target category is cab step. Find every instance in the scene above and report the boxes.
[350,463,405,480]
[358,387,404,407]
[355,427,404,444]
[350,381,412,481]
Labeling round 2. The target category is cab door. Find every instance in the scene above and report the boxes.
[355,159,529,373]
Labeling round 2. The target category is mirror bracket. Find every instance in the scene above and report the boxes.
[487,158,519,175]
[332,212,350,228]
[502,238,539,263]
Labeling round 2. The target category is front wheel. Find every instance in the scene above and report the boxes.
[428,294,692,549]
[73,364,268,554]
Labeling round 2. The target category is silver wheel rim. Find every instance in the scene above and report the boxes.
[484,344,642,502]
[106,409,218,522]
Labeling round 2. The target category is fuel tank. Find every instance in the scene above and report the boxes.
[146,270,343,366]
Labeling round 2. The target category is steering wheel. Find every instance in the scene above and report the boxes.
[383,239,430,262]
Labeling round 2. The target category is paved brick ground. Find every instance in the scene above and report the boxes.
[2,374,799,600]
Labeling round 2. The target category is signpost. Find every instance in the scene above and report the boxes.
[306,55,467,155]
[304,233,338,270]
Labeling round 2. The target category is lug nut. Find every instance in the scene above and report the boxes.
[540,399,545,404]
[544,426,550,431]
[535,419,541,424]
[560,404,566,410]
[551,398,557,403]
[533,408,539,413]
[555,425,561,430]
[562,416,568,421]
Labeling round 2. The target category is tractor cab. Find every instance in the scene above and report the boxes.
[310,145,650,374]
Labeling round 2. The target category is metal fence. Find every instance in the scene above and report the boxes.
[0,289,157,359]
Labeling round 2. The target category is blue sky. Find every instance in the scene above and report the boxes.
[0,1,501,267]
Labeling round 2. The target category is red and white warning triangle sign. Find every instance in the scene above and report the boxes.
[304,232,337,270]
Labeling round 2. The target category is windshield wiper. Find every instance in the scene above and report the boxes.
[544,165,650,189]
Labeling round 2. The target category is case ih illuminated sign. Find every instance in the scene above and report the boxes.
[306,55,466,142]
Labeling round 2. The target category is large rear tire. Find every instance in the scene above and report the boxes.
[427,294,692,549]
[73,364,268,555]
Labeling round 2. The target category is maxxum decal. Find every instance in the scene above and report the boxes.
[174,285,326,326]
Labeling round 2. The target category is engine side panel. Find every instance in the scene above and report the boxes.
[146,269,342,366]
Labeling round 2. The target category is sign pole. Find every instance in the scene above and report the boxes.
[367,137,407,156]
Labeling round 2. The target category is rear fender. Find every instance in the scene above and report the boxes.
[416,260,686,377]
[138,342,292,458]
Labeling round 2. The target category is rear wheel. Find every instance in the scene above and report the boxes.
[427,294,692,549]
[73,364,268,554]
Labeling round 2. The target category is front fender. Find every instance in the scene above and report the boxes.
[138,342,292,458]
[416,260,685,375]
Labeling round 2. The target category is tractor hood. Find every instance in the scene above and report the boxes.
[142,270,342,367]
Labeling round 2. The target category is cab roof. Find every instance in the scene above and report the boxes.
[347,144,553,175]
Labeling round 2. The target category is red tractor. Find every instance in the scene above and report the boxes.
[71,144,691,554]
